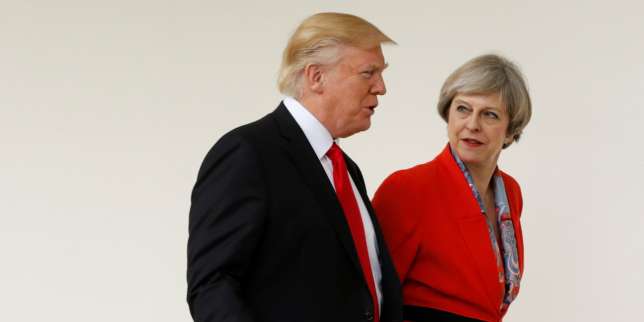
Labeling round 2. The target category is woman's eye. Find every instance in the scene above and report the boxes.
[456,105,468,113]
[484,111,499,119]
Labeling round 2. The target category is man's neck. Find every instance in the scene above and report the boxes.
[297,95,336,138]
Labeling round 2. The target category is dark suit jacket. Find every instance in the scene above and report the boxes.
[372,145,524,322]
[187,103,402,322]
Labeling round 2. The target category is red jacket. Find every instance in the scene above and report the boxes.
[372,145,524,322]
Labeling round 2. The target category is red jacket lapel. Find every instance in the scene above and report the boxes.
[436,146,506,311]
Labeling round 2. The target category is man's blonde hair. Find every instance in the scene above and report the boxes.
[278,12,395,97]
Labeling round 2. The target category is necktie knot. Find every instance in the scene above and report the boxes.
[327,143,347,191]
[327,143,343,161]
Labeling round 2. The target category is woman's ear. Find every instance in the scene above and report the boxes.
[502,132,516,149]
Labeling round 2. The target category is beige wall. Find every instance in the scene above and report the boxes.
[2,1,642,321]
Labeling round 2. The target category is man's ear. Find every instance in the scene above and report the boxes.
[303,63,325,94]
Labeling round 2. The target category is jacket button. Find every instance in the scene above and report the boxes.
[363,311,374,321]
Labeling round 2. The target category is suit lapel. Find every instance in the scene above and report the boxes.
[346,154,402,319]
[270,103,362,274]
[345,156,374,226]
[437,146,504,309]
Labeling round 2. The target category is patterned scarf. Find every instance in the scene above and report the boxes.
[450,147,521,309]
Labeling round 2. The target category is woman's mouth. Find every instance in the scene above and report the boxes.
[462,138,483,147]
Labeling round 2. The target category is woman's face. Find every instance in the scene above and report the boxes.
[447,92,511,171]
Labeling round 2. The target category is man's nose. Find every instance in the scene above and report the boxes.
[371,74,386,95]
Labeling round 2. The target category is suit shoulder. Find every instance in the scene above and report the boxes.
[220,113,276,144]
[498,169,524,216]
[379,159,438,189]
[499,170,522,194]
[193,113,277,185]
[202,112,277,157]
[373,161,438,214]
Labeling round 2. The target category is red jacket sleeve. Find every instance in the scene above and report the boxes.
[372,171,421,283]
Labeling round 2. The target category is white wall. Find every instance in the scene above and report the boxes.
[2,1,642,321]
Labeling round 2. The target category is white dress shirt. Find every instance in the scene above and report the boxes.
[283,96,383,310]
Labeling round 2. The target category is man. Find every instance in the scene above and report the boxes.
[187,12,402,322]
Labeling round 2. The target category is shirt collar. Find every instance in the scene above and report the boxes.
[283,96,335,160]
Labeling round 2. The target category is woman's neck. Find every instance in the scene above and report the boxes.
[466,161,496,198]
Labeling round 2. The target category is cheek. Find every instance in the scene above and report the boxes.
[352,80,371,96]
[447,119,461,136]
[339,83,362,102]
[490,127,508,147]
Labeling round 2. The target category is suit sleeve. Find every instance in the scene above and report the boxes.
[372,172,421,283]
[187,134,266,322]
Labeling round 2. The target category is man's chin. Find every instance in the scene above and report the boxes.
[337,124,370,138]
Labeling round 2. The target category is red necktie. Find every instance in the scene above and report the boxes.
[327,143,379,322]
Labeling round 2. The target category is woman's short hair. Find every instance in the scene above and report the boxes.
[437,54,532,148]
[278,12,395,97]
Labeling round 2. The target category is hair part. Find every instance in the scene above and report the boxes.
[437,54,532,149]
[278,12,395,98]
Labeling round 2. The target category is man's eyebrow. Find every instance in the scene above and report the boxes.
[365,63,388,71]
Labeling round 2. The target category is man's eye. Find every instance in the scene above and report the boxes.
[361,71,374,78]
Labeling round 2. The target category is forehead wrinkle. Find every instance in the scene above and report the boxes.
[454,95,502,110]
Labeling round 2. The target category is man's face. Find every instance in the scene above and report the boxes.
[321,45,387,138]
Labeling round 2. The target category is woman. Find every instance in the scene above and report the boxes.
[373,54,532,322]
